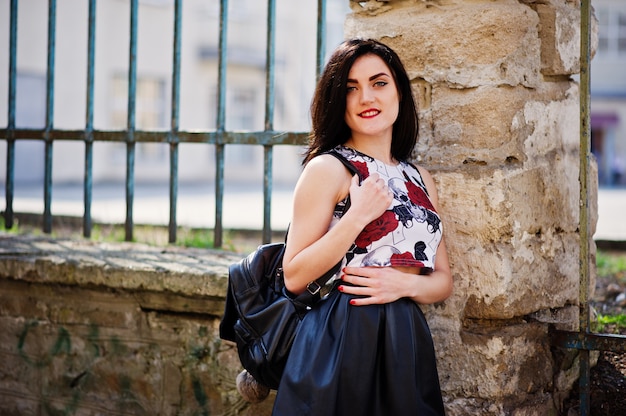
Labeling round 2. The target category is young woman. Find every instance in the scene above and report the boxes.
[274,38,453,415]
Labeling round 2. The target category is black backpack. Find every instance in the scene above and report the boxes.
[219,150,359,389]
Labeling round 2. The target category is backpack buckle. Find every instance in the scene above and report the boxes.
[306,281,322,296]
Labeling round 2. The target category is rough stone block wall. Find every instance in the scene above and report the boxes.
[346,0,597,414]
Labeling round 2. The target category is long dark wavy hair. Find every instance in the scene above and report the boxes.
[303,38,418,164]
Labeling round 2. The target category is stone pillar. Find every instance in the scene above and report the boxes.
[346,0,597,414]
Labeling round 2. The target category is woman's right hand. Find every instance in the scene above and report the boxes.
[282,155,392,294]
[347,172,393,227]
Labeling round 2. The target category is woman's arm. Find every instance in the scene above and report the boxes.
[282,154,393,294]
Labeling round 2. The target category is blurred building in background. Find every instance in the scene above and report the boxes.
[591,0,626,187]
[0,0,349,186]
[5,0,624,190]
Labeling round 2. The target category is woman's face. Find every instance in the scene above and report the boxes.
[344,53,400,142]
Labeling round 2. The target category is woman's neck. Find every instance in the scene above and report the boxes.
[344,138,395,165]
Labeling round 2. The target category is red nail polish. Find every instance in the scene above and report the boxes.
[338,286,344,292]
[349,299,356,305]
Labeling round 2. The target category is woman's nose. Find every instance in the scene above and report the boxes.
[360,87,374,103]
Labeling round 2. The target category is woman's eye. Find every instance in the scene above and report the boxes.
[346,86,356,92]
[374,81,388,87]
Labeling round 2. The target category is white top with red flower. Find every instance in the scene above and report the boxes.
[329,145,442,278]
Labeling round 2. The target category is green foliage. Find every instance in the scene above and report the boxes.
[0,215,20,235]
[594,250,626,334]
[596,250,626,283]
[175,228,215,248]
[89,223,240,251]
[1,213,246,252]
[594,313,626,334]
[90,224,128,243]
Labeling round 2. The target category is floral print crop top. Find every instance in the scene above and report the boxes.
[329,145,442,274]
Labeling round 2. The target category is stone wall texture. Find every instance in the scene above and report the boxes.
[0,236,273,415]
[345,0,597,414]
[0,1,598,415]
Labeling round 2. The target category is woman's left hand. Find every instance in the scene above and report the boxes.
[339,266,412,306]
[339,259,452,306]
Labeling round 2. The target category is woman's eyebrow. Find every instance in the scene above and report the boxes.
[346,72,390,84]
[369,72,390,81]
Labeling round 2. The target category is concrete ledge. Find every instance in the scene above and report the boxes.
[0,234,280,415]
[0,234,243,315]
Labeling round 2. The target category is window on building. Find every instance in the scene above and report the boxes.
[597,6,626,57]
[14,73,46,183]
[110,75,167,163]
[228,87,257,131]
[225,87,258,165]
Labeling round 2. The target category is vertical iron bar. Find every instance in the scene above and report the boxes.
[5,0,18,230]
[84,0,97,238]
[43,0,57,234]
[263,146,273,243]
[169,0,182,244]
[215,144,225,248]
[214,0,228,249]
[316,0,326,80]
[579,0,592,414]
[126,0,138,242]
[169,143,179,243]
[264,0,276,133]
[262,0,277,244]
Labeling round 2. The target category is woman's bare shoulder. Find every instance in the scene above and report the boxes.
[295,153,352,203]
[303,153,353,181]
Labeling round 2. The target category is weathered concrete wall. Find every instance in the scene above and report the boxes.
[0,235,274,415]
[345,0,597,414]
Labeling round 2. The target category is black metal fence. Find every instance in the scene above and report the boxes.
[1,0,330,247]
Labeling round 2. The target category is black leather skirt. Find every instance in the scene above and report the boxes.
[272,286,445,416]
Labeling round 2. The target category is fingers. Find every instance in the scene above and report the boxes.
[337,282,375,306]
[337,283,384,306]
[348,174,393,223]
[339,268,379,296]
[339,267,407,305]
[363,173,383,188]
[360,174,393,203]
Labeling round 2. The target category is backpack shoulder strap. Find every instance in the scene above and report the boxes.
[324,149,362,182]
[322,148,361,213]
